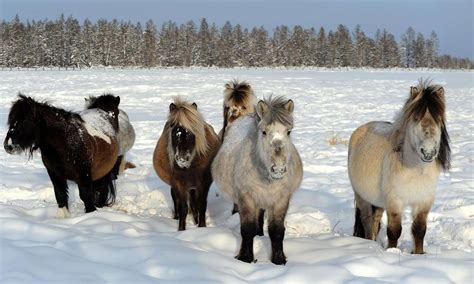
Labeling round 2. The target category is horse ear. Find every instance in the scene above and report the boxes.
[435,87,445,97]
[169,103,176,112]
[284,99,294,114]
[115,96,120,106]
[410,86,418,97]
[256,100,268,119]
[191,102,198,110]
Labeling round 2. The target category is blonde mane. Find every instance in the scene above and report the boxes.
[167,97,209,156]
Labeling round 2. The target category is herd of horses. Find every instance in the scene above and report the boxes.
[3,79,450,265]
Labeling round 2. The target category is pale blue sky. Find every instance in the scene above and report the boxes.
[1,0,472,58]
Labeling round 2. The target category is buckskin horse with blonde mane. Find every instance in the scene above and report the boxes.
[348,80,450,254]
[4,94,121,217]
[153,97,220,231]
[212,96,303,265]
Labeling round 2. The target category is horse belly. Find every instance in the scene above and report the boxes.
[153,134,172,185]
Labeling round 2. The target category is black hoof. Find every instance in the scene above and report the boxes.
[271,252,287,265]
[235,254,255,263]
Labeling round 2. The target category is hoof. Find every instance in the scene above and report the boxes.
[235,254,255,263]
[271,252,287,265]
[56,207,70,219]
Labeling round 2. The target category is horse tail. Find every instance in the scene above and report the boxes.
[93,170,117,208]
[353,201,365,238]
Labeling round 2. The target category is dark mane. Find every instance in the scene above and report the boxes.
[7,94,80,156]
[392,79,451,171]
[224,80,255,106]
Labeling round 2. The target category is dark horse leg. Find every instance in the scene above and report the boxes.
[412,210,429,254]
[236,197,258,263]
[171,187,178,220]
[174,187,188,231]
[387,209,402,249]
[46,168,69,216]
[77,170,96,213]
[189,189,199,225]
[268,199,289,265]
[257,209,265,236]
[196,182,211,228]
[94,172,116,208]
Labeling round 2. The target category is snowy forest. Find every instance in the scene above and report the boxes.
[1,15,472,69]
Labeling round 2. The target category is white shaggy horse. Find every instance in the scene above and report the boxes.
[212,96,303,265]
[348,80,450,254]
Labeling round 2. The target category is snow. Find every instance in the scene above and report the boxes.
[0,69,472,283]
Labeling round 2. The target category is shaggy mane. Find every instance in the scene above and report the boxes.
[224,80,256,107]
[167,97,209,156]
[391,79,451,170]
[259,95,294,128]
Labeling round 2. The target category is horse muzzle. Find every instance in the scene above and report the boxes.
[3,135,19,154]
[420,148,437,163]
[270,165,287,179]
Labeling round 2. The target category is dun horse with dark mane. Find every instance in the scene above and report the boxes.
[348,80,450,254]
[153,97,220,231]
[4,94,121,217]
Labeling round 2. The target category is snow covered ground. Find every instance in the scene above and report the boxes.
[0,69,472,283]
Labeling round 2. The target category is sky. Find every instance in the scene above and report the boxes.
[1,0,473,59]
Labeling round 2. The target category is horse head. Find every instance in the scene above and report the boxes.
[401,81,450,168]
[255,96,295,180]
[4,94,40,155]
[167,98,208,169]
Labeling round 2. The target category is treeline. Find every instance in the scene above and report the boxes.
[1,15,472,69]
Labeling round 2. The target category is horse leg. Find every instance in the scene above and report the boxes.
[176,188,188,231]
[46,168,70,218]
[171,187,178,220]
[386,208,402,249]
[257,209,265,236]
[197,180,211,228]
[371,205,384,240]
[268,198,289,265]
[235,196,258,263]
[78,173,96,213]
[412,206,430,254]
[354,193,373,239]
[189,189,199,225]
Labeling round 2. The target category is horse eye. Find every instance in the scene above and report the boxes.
[243,106,247,110]
[262,131,267,136]
[287,131,291,135]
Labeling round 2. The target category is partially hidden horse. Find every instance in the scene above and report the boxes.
[4,94,121,217]
[85,95,136,175]
[218,80,257,215]
[212,96,303,265]
[153,97,221,231]
[218,80,257,141]
[348,80,450,254]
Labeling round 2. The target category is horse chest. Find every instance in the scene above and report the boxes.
[386,165,439,206]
